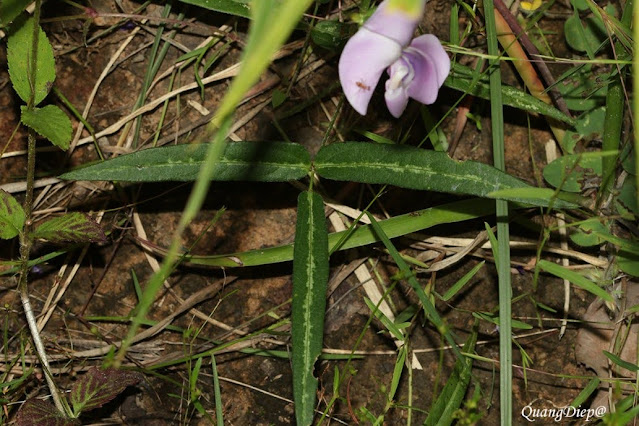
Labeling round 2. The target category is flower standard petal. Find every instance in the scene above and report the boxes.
[338,27,402,115]
[363,0,424,46]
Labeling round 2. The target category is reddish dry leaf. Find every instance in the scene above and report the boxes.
[70,367,143,415]
[15,399,79,426]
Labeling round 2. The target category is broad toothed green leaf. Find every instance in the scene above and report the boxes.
[0,189,25,239]
[7,16,56,106]
[32,213,106,244]
[21,105,72,150]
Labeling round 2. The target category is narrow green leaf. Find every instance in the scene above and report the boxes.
[60,142,311,182]
[271,89,287,108]
[472,312,532,329]
[20,105,72,150]
[7,16,56,106]
[425,331,477,426]
[182,198,496,267]
[442,261,485,301]
[446,63,576,126]
[205,0,314,130]
[389,346,406,401]
[0,248,69,276]
[484,223,500,266]
[488,187,583,207]
[612,402,639,424]
[538,259,613,302]
[0,189,25,239]
[177,0,251,18]
[211,355,224,426]
[190,357,203,395]
[32,212,106,244]
[315,142,574,208]
[292,191,329,426]
[365,212,462,361]
[570,378,600,408]
[70,368,142,416]
[602,351,639,372]
[364,297,405,341]
[0,0,29,27]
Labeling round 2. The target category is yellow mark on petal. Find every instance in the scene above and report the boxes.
[386,0,423,19]
[521,0,543,11]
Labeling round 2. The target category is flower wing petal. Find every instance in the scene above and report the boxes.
[404,35,450,105]
[409,34,450,86]
[338,28,402,115]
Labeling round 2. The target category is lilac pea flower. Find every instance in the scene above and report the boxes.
[338,0,450,118]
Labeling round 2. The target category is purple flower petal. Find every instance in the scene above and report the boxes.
[383,34,450,116]
[363,0,424,46]
[402,48,440,106]
[384,58,411,117]
[408,34,450,86]
[339,27,402,115]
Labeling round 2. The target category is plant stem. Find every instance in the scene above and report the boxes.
[17,0,67,414]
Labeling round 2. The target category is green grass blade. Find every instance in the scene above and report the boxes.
[292,191,329,426]
[210,355,224,426]
[537,259,613,303]
[441,261,485,302]
[570,378,600,408]
[365,212,462,361]
[183,198,496,267]
[114,0,313,365]
[315,142,574,208]
[364,297,406,341]
[112,116,233,366]
[425,328,477,426]
[205,0,314,132]
[60,141,311,182]
[483,1,512,423]
[0,248,69,276]
[602,350,639,373]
